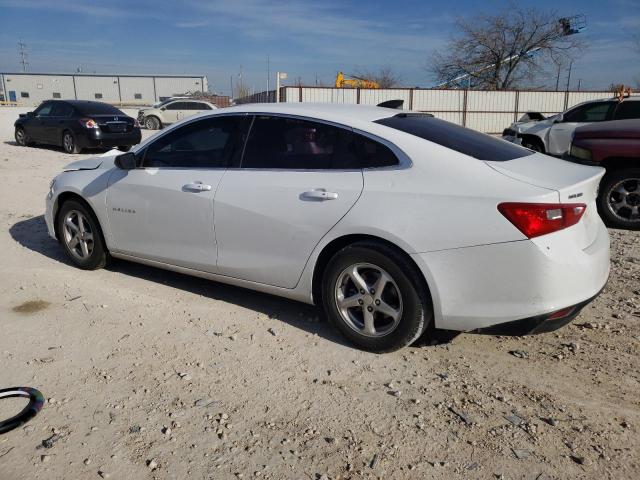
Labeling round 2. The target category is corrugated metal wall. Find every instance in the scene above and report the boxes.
[276,87,613,133]
[1,73,207,106]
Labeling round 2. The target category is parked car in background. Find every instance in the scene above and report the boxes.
[14,100,141,154]
[564,119,640,230]
[137,99,217,130]
[502,97,640,156]
[45,104,609,352]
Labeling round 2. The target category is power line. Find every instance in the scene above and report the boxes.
[18,39,29,72]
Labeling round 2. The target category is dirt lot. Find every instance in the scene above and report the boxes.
[0,106,638,480]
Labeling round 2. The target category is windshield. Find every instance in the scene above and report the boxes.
[376,114,534,161]
[76,102,124,116]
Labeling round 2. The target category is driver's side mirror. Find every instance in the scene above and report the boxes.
[161,107,166,111]
[553,114,563,123]
[26,111,34,118]
[115,152,137,170]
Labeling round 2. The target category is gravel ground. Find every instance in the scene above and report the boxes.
[0,106,638,480]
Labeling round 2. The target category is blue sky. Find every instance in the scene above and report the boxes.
[0,0,638,95]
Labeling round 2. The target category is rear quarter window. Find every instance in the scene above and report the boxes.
[375,114,533,161]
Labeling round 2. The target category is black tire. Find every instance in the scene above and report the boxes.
[321,241,432,353]
[117,145,131,152]
[62,130,82,154]
[14,127,31,146]
[521,137,544,153]
[597,168,640,230]
[144,116,161,130]
[57,200,109,270]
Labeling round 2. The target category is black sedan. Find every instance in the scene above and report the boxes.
[14,100,142,154]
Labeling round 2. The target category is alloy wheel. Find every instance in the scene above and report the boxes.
[334,263,403,337]
[62,210,94,260]
[63,133,74,153]
[15,128,25,146]
[607,178,640,223]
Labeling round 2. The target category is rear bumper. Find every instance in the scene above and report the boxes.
[77,129,142,149]
[561,153,601,167]
[410,218,610,332]
[471,286,605,335]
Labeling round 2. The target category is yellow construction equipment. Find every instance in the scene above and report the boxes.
[335,71,380,89]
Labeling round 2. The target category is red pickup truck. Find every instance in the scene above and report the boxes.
[565,119,640,230]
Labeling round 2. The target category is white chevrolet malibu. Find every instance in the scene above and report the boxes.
[45,103,610,352]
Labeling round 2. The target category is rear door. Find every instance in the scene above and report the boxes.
[547,101,615,155]
[162,101,182,123]
[612,100,640,120]
[47,102,73,145]
[106,115,245,271]
[213,114,369,288]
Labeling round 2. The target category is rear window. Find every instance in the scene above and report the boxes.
[75,102,123,115]
[375,114,533,161]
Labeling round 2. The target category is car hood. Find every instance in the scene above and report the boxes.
[62,150,119,171]
[574,119,640,139]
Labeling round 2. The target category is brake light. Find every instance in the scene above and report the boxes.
[497,203,586,238]
[79,118,99,129]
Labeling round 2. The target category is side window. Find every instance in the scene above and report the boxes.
[34,103,53,116]
[241,116,361,169]
[355,134,399,168]
[165,102,181,110]
[142,117,242,168]
[201,103,213,110]
[564,102,614,123]
[51,103,72,117]
[614,101,640,120]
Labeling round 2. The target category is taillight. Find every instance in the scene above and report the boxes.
[79,118,99,129]
[497,203,586,238]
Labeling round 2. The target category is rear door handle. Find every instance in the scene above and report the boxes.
[183,182,212,192]
[300,189,339,201]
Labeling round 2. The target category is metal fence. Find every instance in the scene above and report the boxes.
[237,87,614,134]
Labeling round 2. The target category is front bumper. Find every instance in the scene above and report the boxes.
[77,128,142,149]
[410,219,610,333]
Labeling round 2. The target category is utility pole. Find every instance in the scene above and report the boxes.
[565,60,573,92]
[267,56,270,91]
[230,75,234,99]
[18,39,29,72]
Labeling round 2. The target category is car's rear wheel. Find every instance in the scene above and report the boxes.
[598,168,640,230]
[322,242,431,353]
[145,116,161,130]
[117,145,131,152]
[15,127,31,146]
[57,200,109,269]
[62,131,81,154]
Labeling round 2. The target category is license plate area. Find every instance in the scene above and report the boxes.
[106,122,127,133]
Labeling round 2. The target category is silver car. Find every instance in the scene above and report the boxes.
[138,99,217,130]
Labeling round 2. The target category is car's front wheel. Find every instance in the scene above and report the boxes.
[15,127,31,146]
[144,116,161,130]
[598,168,640,230]
[57,200,109,269]
[322,242,431,353]
[62,131,82,154]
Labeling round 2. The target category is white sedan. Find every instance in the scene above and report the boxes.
[45,104,610,352]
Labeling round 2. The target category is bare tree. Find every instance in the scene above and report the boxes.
[352,67,402,88]
[430,5,586,90]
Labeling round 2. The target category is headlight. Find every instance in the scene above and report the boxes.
[570,145,592,161]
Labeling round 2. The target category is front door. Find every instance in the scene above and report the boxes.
[547,101,615,155]
[106,115,245,271]
[214,115,365,289]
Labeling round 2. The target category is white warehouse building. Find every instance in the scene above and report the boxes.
[0,72,208,106]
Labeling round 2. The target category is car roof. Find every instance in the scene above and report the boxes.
[214,103,399,124]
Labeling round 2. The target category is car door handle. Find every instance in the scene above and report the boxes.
[300,189,339,201]
[183,182,212,192]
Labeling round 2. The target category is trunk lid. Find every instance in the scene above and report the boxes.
[486,153,605,248]
[91,115,135,134]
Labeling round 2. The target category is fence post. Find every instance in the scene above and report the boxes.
[299,86,302,102]
[514,90,519,123]
[462,89,468,127]
[409,88,414,110]
[563,91,569,110]
[356,88,360,105]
